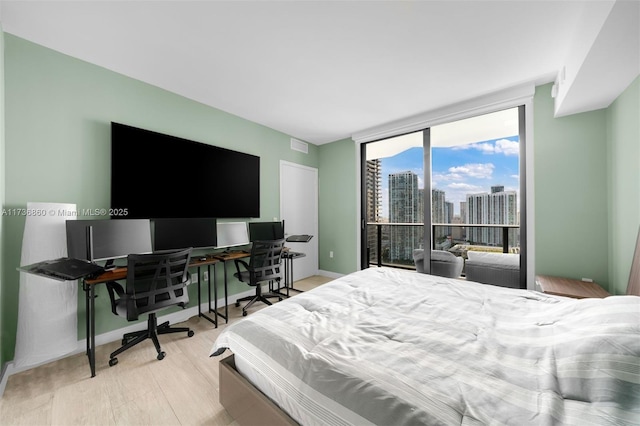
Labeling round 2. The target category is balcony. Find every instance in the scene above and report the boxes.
[366,222,520,276]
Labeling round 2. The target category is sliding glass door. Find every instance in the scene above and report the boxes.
[361,106,527,288]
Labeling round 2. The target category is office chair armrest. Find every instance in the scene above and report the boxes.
[234,258,250,276]
[105,281,126,316]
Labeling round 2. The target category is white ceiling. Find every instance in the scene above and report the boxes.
[1,1,637,145]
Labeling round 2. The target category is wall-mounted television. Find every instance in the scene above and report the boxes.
[110,122,260,219]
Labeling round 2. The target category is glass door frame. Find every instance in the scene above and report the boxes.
[360,104,528,289]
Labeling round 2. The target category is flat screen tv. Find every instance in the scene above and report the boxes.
[110,122,260,219]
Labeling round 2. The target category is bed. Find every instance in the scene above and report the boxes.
[210,267,640,425]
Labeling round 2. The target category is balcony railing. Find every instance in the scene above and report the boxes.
[366,222,520,271]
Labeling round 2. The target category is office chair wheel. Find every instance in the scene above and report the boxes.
[187,330,194,337]
[242,310,248,316]
[157,351,166,361]
[235,301,240,307]
[109,357,118,367]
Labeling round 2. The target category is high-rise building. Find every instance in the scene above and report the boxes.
[467,193,489,243]
[365,159,382,263]
[389,171,421,263]
[459,201,467,240]
[444,201,454,244]
[365,159,382,222]
[466,187,517,246]
[432,189,446,241]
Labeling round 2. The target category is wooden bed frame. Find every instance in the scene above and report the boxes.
[217,227,640,425]
[219,354,297,425]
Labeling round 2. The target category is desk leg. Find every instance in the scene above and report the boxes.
[85,281,90,357]
[83,281,96,378]
[225,267,228,323]
[196,265,217,326]
[208,264,213,321]
[287,257,304,293]
[214,260,229,324]
[273,256,291,298]
[212,263,218,325]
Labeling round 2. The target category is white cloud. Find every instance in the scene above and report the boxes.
[448,163,494,179]
[452,138,519,156]
[433,163,494,182]
[448,182,483,191]
[495,139,519,156]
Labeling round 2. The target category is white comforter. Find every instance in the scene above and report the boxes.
[211,267,640,426]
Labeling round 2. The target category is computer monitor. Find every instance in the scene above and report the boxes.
[216,222,250,249]
[248,221,285,242]
[153,218,217,251]
[66,219,153,267]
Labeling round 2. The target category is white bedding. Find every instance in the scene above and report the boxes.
[211,267,640,425]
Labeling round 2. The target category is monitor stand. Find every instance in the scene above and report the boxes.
[103,259,117,271]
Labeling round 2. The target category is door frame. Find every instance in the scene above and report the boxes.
[279,160,319,279]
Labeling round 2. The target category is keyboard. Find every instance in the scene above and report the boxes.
[25,258,105,281]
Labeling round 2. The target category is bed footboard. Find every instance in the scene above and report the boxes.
[219,354,298,426]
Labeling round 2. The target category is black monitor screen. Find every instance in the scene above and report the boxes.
[66,219,153,262]
[248,221,284,242]
[154,218,217,251]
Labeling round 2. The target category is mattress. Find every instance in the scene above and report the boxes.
[211,267,640,425]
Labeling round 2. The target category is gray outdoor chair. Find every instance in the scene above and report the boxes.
[413,249,463,278]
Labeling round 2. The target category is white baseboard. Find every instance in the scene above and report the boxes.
[317,269,344,279]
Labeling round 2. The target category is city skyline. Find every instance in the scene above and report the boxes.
[379,136,520,218]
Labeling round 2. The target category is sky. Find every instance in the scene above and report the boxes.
[379,136,520,218]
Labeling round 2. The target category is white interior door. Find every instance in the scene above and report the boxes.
[280,161,318,281]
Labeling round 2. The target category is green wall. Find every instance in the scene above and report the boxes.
[318,138,358,274]
[1,34,320,365]
[607,76,640,295]
[534,83,610,287]
[0,26,5,371]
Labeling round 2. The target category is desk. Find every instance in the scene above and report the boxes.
[82,256,221,378]
[211,251,250,322]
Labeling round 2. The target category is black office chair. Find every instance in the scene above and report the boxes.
[105,248,194,366]
[234,239,285,316]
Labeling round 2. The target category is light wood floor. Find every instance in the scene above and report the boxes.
[0,275,333,426]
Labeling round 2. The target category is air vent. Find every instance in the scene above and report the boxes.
[290,138,308,154]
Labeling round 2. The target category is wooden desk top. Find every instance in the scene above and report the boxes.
[85,257,220,285]
[211,251,250,261]
[85,267,127,285]
[536,275,610,299]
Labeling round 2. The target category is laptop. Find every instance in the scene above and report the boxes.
[21,258,105,281]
